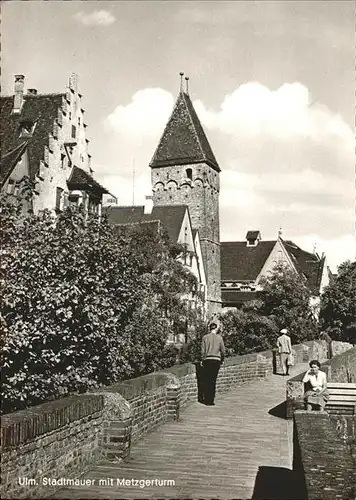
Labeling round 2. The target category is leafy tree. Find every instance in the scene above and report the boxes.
[1,197,202,413]
[219,307,279,356]
[217,265,318,356]
[319,260,356,344]
[257,263,318,344]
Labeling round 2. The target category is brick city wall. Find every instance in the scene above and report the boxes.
[293,411,356,500]
[1,394,104,499]
[0,340,336,499]
[286,344,355,418]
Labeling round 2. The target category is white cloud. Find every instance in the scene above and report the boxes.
[95,171,151,206]
[103,82,354,269]
[292,234,355,273]
[106,88,173,138]
[194,82,353,142]
[73,10,116,26]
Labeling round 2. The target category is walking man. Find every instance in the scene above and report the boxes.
[277,328,292,376]
[201,322,225,406]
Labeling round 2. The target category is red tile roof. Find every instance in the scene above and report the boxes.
[0,141,29,187]
[283,240,325,294]
[104,205,188,244]
[221,241,276,281]
[221,238,325,294]
[67,165,109,194]
[0,94,64,181]
[151,205,187,243]
[150,91,220,172]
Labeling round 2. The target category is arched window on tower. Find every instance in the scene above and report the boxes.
[186,168,193,180]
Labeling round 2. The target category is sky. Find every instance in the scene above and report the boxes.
[2,1,355,271]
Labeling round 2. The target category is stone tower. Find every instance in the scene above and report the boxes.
[149,76,221,314]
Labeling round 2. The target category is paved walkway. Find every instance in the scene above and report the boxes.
[52,363,308,500]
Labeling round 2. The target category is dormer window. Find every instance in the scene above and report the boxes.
[19,120,36,138]
[246,230,261,247]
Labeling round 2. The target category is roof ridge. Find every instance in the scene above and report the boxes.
[221,240,276,244]
[182,91,206,162]
[153,203,188,209]
[1,140,29,158]
[183,91,220,170]
[108,205,145,209]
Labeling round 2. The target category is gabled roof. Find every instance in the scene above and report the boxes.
[0,94,64,181]
[283,240,325,294]
[150,91,220,172]
[221,237,326,294]
[0,140,29,187]
[151,205,187,243]
[111,219,161,237]
[103,204,188,245]
[67,165,109,195]
[104,206,146,225]
[246,230,261,241]
[221,241,276,281]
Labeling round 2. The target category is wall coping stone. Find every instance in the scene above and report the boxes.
[294,410,356,500]
[1,394,104,451]
[96,372,180,400]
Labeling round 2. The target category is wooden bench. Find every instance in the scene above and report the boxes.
[325,382,356,415]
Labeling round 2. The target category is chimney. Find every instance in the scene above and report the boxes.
[27,89,37,96]
[69,73,78,93]
[13,75,25,114]
[144,195,153,214]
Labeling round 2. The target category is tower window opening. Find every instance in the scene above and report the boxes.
[186,168,193,180]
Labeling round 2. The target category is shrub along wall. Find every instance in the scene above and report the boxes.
[0,339,329,499]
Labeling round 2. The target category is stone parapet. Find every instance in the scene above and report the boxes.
[3,339,351,498]
[286,343,355,418]
[293,411,356,500]
[1,394,104,499]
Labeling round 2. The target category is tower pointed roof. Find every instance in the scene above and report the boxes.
[150,89,220,172]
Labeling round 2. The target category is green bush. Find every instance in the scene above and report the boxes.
[257,263,318,343]
[320,261,356,344]
[1,198,200,414]
[220,308,279,356]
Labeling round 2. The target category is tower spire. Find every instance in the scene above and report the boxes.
[179,72,184,92]
[185,76,189,95]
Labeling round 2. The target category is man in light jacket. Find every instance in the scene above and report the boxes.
[201,322,225,406]
[277,328,292,376]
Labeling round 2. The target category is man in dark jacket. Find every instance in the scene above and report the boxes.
[201,322,225,406]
